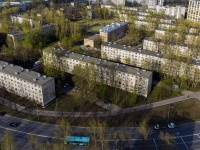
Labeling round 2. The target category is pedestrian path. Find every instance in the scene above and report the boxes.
[0,91,200,118]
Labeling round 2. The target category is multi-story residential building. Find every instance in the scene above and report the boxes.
[43,48,153,97]
[155,5,186,19]
[143,37,200,59]
[187,0,200,22]
[155,28,200,44]
[101,42,200,81]
[148,0,164,9]
[7,24,55,48]
[0,61,56,107]
[99,22,127,42]
[11,15,35,27]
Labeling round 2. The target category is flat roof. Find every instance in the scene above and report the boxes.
[84,34,99,40]
[0,61,53,86]
[99,22,127,33]
[46,48,153,78]
[102,42,200,66]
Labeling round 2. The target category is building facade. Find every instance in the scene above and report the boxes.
[187,0,200,22]
[0,61,56,107]
[84,34,101,48]
[43,49,153,97]
[101,42,200,81]
[99,22,127,42]
[155,5,186,19]
[148,0,164,9]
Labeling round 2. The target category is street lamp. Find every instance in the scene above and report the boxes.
[34,104,39,120]
[167,106,174,121]
[98,109,100,124]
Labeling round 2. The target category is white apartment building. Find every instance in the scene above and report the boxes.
[0,61,56,107]
[99,22,127,42]
[101,42,200,81]
[11,15,35,27]
[148,0,164,9]
[143,37,200,59]
[155,28,200,44]
[187,0,200,22]
[155,5,186,19]
[43,49,153,97]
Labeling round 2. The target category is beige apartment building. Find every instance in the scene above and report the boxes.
[187,0,200,22]
[0,61,56,107]
[43,48,153,97]
[99,22,127,42]
[84,34,101,48]
[143,37,200,59]
[101,42,200,81]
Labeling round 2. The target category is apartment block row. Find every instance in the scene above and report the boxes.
[155,28,200,44]
[43,48,153,97]
[0,61,56,107]
[8,24,55,43]
[101,42,200,80]
[143,37,200,59]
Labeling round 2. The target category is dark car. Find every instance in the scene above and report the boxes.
[9,123,19,127]
[154,124,167,130]
[0,112,6,117]
[104,100,112,105]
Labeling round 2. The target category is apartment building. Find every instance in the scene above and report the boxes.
[11,15,35,27]
[99,22,127,42]
[7,24,55,47]
[187,0,200,22]
[143,37,200,59]
[0,61,56,107]
[148,0,164,9]
[43,48,153,97]
[155,28,200,44]
[101,42,200,81]
[155,5,186,19]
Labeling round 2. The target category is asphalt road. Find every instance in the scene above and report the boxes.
[1,115,200,149]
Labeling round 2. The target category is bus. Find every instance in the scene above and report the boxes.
[64,136,90,146]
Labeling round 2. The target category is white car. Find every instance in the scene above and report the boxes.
[168,122,175,129]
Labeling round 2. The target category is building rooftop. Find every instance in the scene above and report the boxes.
[99,22,127,33]
[0,61,53,86]
[46,48,153,79]
[84,34,100,40]
[102,42,200,66]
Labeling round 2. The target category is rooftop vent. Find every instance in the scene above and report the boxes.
[15,72,19,75]
[37,73,41,77]
[142,69,146,71]
[33,78,37,82]
[26,69,29,72]
[10,64,14,67]
[137,72,141,75]
[43,75,47,79]
[0,66,4,70]
[21,67,24,71]
[157,53,160,56]
[80,57,83,60]
[87,56,91,58]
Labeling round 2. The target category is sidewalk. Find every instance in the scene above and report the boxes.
[1,91,200,118]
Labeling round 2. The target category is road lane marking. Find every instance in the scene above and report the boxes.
[153,139,158,150]
[181,137,189,150]
[0,125,52,138]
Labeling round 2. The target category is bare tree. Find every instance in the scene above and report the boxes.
[159,131,175,150]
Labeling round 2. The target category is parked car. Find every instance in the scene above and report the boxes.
[0,112,6,117]
[154,124,167,130]
[63,83,69,88]
[104,100,112,105]
[9,123,19,127]
[168,122,179,129]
